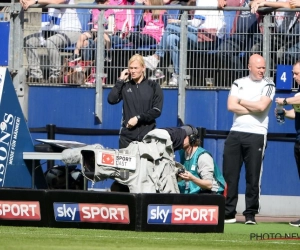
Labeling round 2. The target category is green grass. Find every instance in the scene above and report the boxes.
[0,223,299,250]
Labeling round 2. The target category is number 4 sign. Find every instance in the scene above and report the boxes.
[276,65,293,90]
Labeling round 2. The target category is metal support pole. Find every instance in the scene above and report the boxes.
[178,11,188,124]
[46,124,56,169]
[263,14,271,78]
[94,10,106,124]
[8,2,28,119]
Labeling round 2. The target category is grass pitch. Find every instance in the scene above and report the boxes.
[0,222,299,250]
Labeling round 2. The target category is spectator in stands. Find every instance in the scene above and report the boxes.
[250,0,296,12]
[69,0,112,62]
[176,125,226,195]
[78,0,135,59]
[107,54,164,148]
[1,1,14,21]
[127,0,166,49]
[275,60,300,227]
[223,54,275,225]
[105,0,135,47]
[281,0,300,65]
[22,0,82,84]
[215,0,260,80]
[143,0,226,86]
[250,0,300,66]
[249,0,299,67]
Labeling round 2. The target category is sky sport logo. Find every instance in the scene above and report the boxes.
[54,203,130,224]
[250,233,300,241]
[0,201,41,220]
[147,205,219,225]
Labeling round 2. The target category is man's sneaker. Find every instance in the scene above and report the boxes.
[289,219,300,227]
[105,57,112,63]
[149,69,165,80]
[68,54,81,62]
[27,76,44,83]
[168,73,178,86]
[143,55,159,71]
[245,214,256,225]
[224,216,236,224]
[48,75,63,84]
[167,64,174,74]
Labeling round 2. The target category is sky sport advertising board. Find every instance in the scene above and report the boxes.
[147,205,219,225]
[0,200,41,221]
[53,203,130,224]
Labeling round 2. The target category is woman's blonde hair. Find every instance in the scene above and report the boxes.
[128,54,145,68]
[146,0,164,20]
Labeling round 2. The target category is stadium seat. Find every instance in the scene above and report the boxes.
[163,8,181,28]
[41,8,61,32]
[112,8,144,50]
[133,8,144,32]
[113,5,182,50]
[63,3,94,52]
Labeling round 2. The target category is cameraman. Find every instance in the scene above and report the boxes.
[175,125,226,195]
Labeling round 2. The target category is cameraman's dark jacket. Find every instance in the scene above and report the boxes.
[108,77,163,142]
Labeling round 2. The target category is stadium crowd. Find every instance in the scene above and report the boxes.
[18,0,300,86]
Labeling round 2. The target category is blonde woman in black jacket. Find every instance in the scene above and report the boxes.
[108,54,164,148]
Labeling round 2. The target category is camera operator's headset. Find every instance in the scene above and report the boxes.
[186,125,199,146]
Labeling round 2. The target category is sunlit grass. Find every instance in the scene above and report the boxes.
[0,223,299,250]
